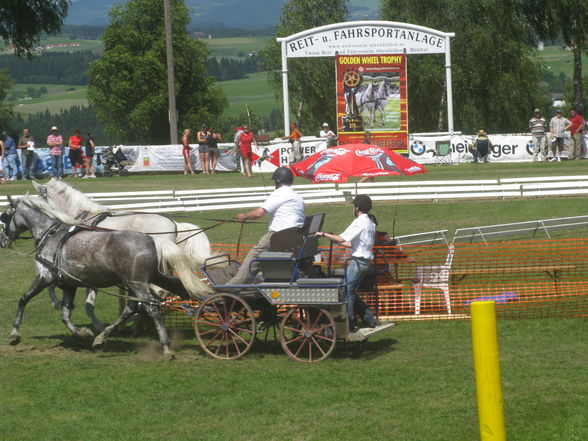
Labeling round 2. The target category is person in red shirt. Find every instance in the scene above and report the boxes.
[565,108,585,160]
[238,125,258,178]
[68,129,84,177]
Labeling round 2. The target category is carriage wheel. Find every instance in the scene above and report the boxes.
[280,306,336,363]
[195,293,256,360]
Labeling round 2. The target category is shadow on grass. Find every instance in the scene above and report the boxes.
[331,337,398,361]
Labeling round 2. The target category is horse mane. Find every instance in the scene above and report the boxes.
[21,196,79,225]
[45,179,106,217]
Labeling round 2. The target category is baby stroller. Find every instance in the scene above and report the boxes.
[100,145,129,177]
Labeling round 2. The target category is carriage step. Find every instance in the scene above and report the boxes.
[346,323,395,342]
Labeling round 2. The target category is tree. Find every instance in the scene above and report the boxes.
[87,0,227,144]
[0,1,69,56]
[519,0,588,111]
[381,0,548,134]
[0,68,14,129]
[262,0,349,133]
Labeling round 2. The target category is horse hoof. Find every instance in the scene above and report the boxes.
[8,334,21,346]
[79,327,95,339]
[163,351,176,361]
[92,334,106,348]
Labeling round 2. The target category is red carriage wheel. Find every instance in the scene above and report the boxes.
[195,293,256,360]
[280,306,337,363]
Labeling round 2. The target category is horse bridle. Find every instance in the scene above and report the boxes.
[0,204,19,242]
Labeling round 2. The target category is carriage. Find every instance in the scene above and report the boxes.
[174,213,394,363]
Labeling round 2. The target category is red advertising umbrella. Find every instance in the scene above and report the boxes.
[291,144,426,183]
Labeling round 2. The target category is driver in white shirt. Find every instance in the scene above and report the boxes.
[226,167,305,285]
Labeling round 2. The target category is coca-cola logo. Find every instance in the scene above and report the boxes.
[355,147,384,157]
[315,173,341,182]
[406,166,422,173]
[324,147,349,156]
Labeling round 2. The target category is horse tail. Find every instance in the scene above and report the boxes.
[175,222,212,266]
[152,236,213,299]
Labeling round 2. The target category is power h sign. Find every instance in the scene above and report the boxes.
[277,21,455,136]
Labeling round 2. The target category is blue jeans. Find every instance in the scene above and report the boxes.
[345,257,376,329]
[4,153,18,179]
[51,154,64,178]
[21,153,36,179]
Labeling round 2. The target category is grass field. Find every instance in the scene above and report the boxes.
[0,163,586,440]
[220,72,279,118]
[202,36,270,57]
[9,83,89,115]
[537,45,588,78]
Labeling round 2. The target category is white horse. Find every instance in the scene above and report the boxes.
[33,179,215,330]
[361,81,388,128]
[356,82,374,116]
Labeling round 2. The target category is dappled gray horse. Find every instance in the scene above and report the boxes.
[0,195,210,360]
[33,179,214,330]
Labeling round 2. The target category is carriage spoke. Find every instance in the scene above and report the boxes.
[203,329,224,349]
[228,327,252,346]
[310,336,328,357]
[293,338,308,358]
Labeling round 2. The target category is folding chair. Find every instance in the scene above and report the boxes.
[411,245,454,314]
[427,140,452,165]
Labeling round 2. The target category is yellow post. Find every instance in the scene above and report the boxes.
[471,301,507,441]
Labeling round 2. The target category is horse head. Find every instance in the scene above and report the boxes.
[0,196,21,247]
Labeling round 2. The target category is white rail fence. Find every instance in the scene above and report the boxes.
[2,175,588,213]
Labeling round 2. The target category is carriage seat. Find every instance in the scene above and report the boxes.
[296,278,343,286]
[257,251,296,282]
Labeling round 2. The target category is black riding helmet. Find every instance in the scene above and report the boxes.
[271,166,294,186]
[353,194,372,212]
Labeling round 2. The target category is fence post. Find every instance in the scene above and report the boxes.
[471,300,507,441]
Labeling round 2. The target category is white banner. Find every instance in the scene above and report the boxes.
[14,138,329,176]
[283,22,450,58]
[409,134,588,163]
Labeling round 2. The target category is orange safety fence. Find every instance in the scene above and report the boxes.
[162,239,588,329]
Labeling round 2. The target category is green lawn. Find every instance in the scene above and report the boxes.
[203,36,270,57]
[0,163,586,440]
[536,45,588,78]
[219,72,280,118]
[9,83,89,114]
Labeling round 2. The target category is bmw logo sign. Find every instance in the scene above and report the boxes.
[526,141,534,155]
[411,142,426,156]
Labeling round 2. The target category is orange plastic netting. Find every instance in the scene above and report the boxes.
[162,238,587,329]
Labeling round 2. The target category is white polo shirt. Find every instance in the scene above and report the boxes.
[261,185,305,232]
[340,213,375,260]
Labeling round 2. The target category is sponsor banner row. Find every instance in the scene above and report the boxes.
[409,134,588,163]
[4,139,329,176]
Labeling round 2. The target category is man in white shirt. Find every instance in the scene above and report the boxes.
[316,194,378,331]
[549,109,571,162]
[226,167,305,285]
[319,122,337,147]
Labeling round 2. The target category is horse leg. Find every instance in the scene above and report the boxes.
[92,299,139,350]
[85,288,106,332]
[142,297,175,361]
[47,285,62,310]
[10,276,52,345]
[61,287,94,339]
